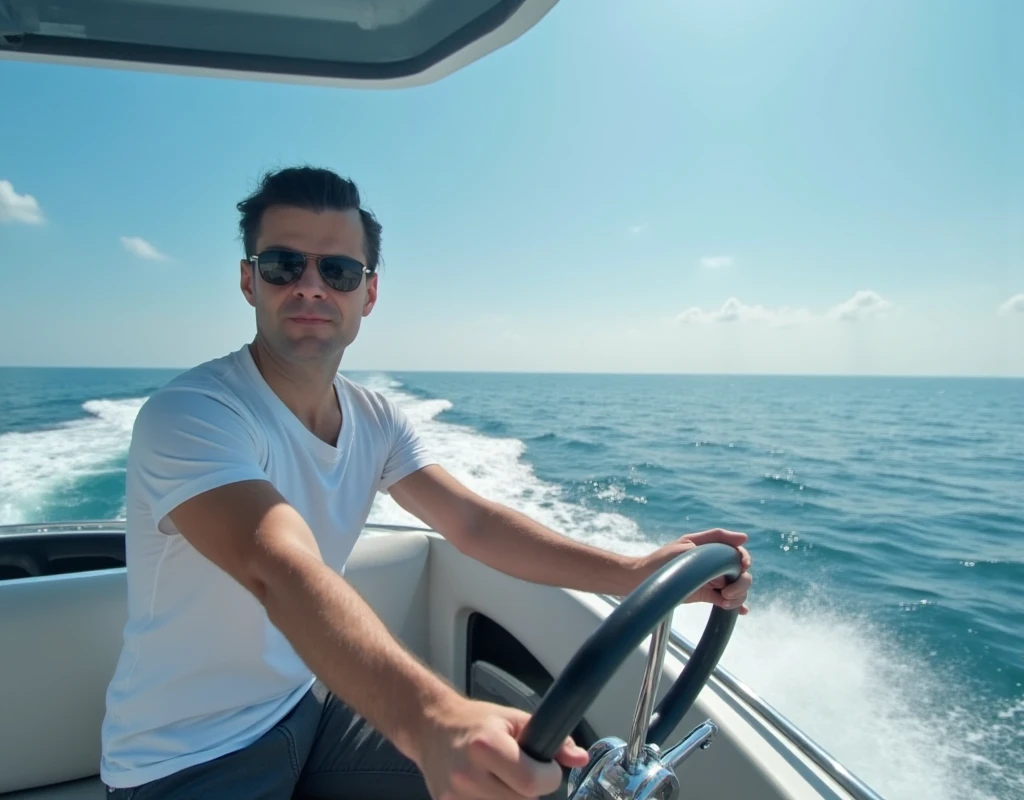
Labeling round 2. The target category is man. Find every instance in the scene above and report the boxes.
[100,165,753,800]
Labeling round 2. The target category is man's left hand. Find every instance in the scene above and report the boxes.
[631,528,753,615]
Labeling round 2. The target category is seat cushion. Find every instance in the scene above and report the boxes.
[0,571,126,794]
[1,776,106,799]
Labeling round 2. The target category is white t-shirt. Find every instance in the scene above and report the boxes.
[99,345,436,788]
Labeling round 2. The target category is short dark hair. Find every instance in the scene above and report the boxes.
[236,166,382,271]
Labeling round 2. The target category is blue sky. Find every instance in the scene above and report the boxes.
[1,0,1021,376]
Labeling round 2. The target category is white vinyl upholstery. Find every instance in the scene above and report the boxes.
[0,530,430,797]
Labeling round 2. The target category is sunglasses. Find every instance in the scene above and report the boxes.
[249,248,371,293]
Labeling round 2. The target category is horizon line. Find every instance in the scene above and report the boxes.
[1,364,1022,380]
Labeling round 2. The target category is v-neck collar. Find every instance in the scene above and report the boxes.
[238,345,350,464]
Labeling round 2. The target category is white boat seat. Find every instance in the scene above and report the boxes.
[0,777,106,799]
[0,530,431,797]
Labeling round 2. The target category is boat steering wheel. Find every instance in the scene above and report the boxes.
[518,543,743,799]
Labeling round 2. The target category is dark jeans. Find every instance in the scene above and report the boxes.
[105,681,431,799]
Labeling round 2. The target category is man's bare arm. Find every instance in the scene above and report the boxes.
[390,465,638,595]
[167,479,457,765]
[390,465,753,609]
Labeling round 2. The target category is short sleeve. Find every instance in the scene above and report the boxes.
[129,386,268,531]
[377,399,438,494]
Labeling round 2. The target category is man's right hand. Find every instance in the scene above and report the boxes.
[416,696,590,800]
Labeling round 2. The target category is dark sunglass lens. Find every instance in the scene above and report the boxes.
[257,250,305,285]
[319,257,364,292]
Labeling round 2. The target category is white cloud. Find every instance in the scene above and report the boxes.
[120,236,169,261]
[700,255,733,270]
[676,297,812,327]
[676,290,892,327]
[997,293,1024,316]
[628,223,650,235]
[827,289,894,321]
[0,180,44,224]
[676,307,711,324]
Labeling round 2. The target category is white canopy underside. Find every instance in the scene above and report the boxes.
[0,0,559,87]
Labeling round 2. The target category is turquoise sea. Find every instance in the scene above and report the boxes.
[1,366,1021,799]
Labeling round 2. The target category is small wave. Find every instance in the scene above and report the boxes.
[526,432,606,454]
[355,373,405,392]
[403,398,453,423]
[567,476,649,507]
[578,423,620,436]
[687,439,752,452]
[629,461,675,477]
[753,472,826,495]
[905,431,1002,449]
[477,419,510,436]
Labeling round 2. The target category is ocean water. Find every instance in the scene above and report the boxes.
[0,366,1021,799]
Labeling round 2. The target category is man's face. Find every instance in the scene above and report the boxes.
[240,205,377,365]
